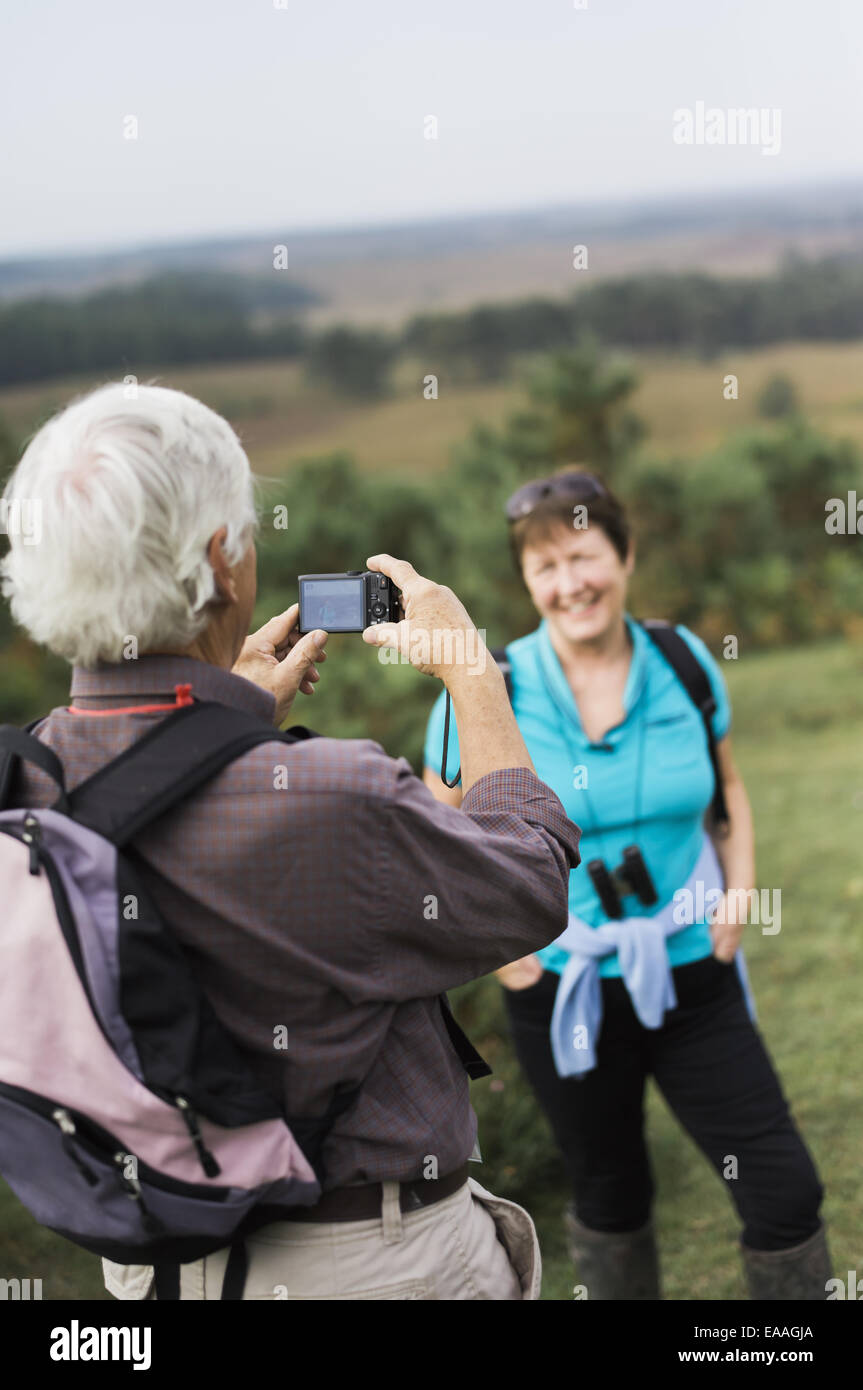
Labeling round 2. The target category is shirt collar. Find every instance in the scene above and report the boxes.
[69,654,276,723]
[535,613,649,738]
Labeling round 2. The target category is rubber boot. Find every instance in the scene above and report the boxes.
[565,1205,662,1300]
[741,1223,833,1300]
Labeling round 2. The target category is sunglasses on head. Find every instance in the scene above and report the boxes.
[505,471,607,523]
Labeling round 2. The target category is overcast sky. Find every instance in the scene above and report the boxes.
[1,0,860,259]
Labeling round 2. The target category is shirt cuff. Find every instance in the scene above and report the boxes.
[462,766,581,867]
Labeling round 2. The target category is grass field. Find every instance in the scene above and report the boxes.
[2,339,863,481]
[1,636,861,1300]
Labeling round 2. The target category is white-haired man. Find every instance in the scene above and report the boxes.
[1,382,581,1300]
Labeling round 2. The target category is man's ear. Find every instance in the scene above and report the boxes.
[207,526,238,603]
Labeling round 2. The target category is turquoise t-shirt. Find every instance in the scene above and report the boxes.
[423,615,731,978]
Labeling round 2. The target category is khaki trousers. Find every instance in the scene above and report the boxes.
[105,1177,541,1301]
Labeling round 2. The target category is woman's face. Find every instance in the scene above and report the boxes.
[520,521,633,647]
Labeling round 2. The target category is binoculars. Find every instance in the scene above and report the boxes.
[587,846,658,920]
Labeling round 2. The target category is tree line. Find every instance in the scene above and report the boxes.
[2,252,863,391]
[403,253,863,381]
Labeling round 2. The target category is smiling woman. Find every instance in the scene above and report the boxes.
[518,534,634,741]
[422,465,831,1303]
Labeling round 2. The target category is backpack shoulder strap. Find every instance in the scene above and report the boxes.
[490,646,514,703]
[66,701,315,847]
[439,993,492,1080]
[640,619,730,834]
[0,726,70,813]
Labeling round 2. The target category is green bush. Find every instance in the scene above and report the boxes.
[757,372,799,419]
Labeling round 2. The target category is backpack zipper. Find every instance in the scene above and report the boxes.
[111,1151,164,1235]
[174,1096,221,1177]
[52,1108,98,1186]
[20,815,41,875]
[50,1106,161,1232]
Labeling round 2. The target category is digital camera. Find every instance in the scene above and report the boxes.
[297,570,401,634]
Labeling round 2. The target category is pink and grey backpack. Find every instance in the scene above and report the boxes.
[0,701,361,1300]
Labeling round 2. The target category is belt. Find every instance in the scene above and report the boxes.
[279,1162,470,1223]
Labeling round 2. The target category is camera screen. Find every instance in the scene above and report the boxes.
[300,577,365,631]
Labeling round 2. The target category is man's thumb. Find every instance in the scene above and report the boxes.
[362,621,399,649]
[293,629,328,665]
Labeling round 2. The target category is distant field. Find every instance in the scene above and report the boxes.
[633,340,863,455]
[3,339,863,477]
[296,225,863,328]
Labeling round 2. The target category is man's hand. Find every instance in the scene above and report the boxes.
[233,604,328,726]
[361,553,488,687]
[364,553,537,797]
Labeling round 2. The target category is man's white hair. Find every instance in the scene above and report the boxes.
[1,381,258,667]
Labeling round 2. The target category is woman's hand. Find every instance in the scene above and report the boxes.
[708,738,755,963]
[496,954,544,991]
[709,890,746,962]
[233,604,328,726]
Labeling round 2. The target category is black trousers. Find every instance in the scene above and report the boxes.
[503,955,824,1251]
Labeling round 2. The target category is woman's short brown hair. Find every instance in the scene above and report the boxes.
[507,467,631,573]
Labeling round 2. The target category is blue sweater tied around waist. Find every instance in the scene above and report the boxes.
[549,834,757,1078]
